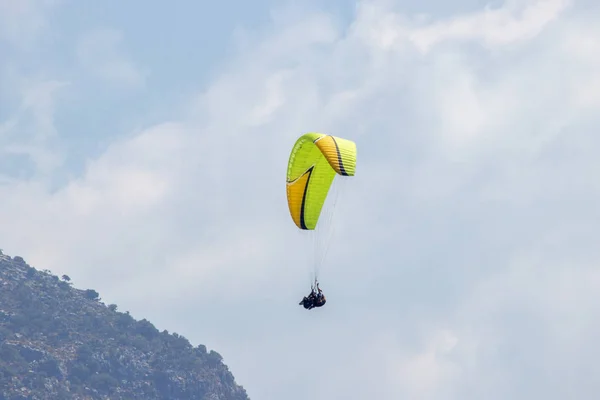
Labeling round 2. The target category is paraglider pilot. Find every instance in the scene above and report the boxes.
[299,281,326,310]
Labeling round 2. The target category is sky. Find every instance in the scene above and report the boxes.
[1,0,600,399]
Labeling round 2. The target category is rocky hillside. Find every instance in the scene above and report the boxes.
[0,250,249,400]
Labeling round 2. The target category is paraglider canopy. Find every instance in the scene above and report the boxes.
[286,132,357,230]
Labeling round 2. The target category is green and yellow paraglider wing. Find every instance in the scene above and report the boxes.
[286,132,357,230]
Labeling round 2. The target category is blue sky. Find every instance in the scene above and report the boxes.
[2,0,600,399]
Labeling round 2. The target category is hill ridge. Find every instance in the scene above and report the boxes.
[0,249,249,400]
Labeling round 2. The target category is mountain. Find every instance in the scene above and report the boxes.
[0,249,250,400]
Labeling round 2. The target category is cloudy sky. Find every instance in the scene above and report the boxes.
[2,0,600,399]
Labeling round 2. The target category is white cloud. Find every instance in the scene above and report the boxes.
[0,0,69,179]
[0,79,68,178]
[2,0,600,399]
[408,0,571,52]
[76,28,147,87]
[389,329,463,399]
[0,0,61,48]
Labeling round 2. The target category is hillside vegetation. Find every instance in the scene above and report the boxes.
[0,250,249,400]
